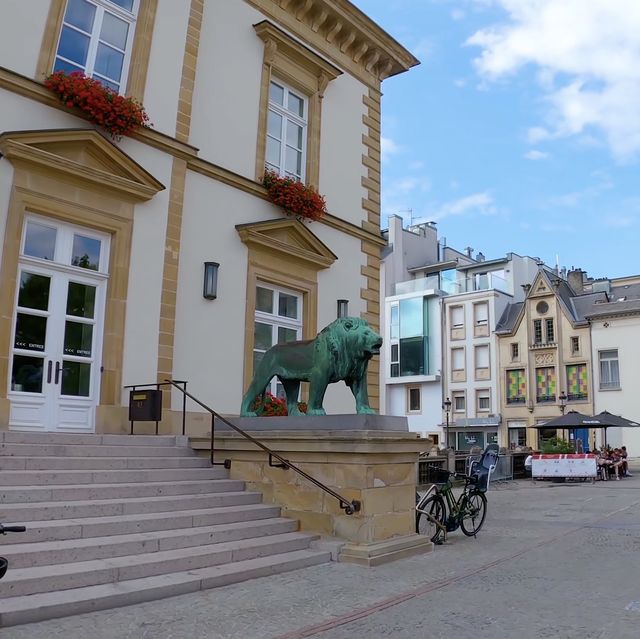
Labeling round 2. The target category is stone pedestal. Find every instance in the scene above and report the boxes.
[190,424,433,566]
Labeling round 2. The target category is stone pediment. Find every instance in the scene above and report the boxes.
[236,218,337,269]
[0,129,164,201]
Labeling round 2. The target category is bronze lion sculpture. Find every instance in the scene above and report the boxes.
[240,317,382,416]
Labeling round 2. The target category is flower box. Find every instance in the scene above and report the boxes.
[262,170,327,222]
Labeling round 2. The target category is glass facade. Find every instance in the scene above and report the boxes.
[389,297,431,377]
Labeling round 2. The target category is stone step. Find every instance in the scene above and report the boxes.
[0,479,244,503]
[0,518,298,568]
[0,442,194,457]
[0,432,183,447]
[0,466,228,486]
[0,442,194,458]
[0,532,318,598]
[0,549,331,627]
[0,455,210,471]
[0,490,263,522]
[3,503,282,543]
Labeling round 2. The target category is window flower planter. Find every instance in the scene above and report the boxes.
[262,170,327,222]
[44,71,150,141]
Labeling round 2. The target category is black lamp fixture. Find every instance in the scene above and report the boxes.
[559,391,567,415]
[337,299,349,318]
[203,262,219,300]
[527,400,534,413]
[443,397,452,451]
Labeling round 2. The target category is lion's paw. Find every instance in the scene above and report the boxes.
[356,407,377,415]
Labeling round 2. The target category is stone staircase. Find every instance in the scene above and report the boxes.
[0,431,331,627]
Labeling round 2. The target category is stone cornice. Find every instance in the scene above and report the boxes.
[244,0,419,86]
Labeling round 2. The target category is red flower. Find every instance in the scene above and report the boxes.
[248,393,308,417]
[44,71,151,140]
[262,170,327,222]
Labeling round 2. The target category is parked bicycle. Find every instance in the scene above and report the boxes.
[0,523,27,580]
[416,444,498,543]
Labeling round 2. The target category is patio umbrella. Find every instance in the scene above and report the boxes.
[528,411,602,451]
[591,411,640,447]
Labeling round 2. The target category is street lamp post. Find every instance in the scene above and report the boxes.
[559,391,567,415]
[443,397,452,450]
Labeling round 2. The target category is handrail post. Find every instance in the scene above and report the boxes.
[210,413,215,466]
[182,381,187,436]
[155,383,160,435]
[130,385,136,435]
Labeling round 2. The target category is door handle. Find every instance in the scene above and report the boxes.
[47,360,52,384]
[54,361,61,385]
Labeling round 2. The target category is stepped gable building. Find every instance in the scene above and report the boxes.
[0,0,418,434]
[495,268,595,450]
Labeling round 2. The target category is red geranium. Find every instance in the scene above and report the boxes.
[249,392,308,417]
[44,71,151,140]
[262,170,327,222]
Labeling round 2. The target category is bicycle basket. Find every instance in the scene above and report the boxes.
[429,466,451,484]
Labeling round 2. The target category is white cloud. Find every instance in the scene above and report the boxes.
[453,78,467,88]
[467,0,640,161]
[451,8,466,21]
[603,215,635,228]
[433,192,497,220]
[527,126,552,144]
[524,150,549,160]
[381,136,401,160]
[412,38,433,61]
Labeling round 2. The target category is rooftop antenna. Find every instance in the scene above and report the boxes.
[396,209,414,227]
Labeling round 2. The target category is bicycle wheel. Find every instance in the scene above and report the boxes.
[460,490,487,537]
[416,494,446,542]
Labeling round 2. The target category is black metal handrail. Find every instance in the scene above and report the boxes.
[164,379,361,515]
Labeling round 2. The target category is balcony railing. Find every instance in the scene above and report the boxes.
[536,394,556,403]
[394,271,510,297]
[529,341,557,350]
[567,392,588,401]
[506,396,526,405]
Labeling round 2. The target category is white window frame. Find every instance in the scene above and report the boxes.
[475,344,490,369]
[599,349,620,390]
[452,347,465,371]
[407,387,421,413]
[54,0,139,93]
[266,79,308,182]
[476,389,491,413]
[473,302,488,326]
[450,305,464,328]
[511,342,519,361]
[570,336,580,355]
[254,283,303,398]
[452,391,465,413]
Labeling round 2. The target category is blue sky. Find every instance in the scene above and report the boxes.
[353,0,640,279]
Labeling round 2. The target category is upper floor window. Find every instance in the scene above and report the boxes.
[407,387,421,413]
[566,363,588,401]
[476,390,491,412]
[450,305,464,329]
[54,0,139,92]
[533,318,554,345]
[388,297,429,377]
[451,347,465,372]
[570,336,580,355]
[599,349,620,390]
[511,342,519,361]
[545,318,555,343]
[453,391,465,412]
[533,319,543,344]
[506,369,526,404]
[473,302,488,326]
[266,80,308,182]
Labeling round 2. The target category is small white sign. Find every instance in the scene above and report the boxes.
[531,454,597,478]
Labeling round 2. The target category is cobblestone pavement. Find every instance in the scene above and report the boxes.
[3,471,640,639]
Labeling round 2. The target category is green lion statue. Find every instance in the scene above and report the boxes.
[240,317,382,417]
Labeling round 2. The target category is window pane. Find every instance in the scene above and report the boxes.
[71,235,101,270]
[64,0,96,32]
[93,75,119,91]
[267,111,282,138]
[285,148,302,176]
[66,282,96,318]
[100,12,129,49]
[277,327,297,344]
[256,287,273,313]
[61,360,91,396]
[266,137,281,168]
[64,321,93,357]
[14,313,47,352]
[24,222,56,260]
[254,322,272,351]
[278,293,298,319]
[58,25,91,66]
[288,92,304,117]
[11,355,44,393]
[400,336,424,376]
[107,0,134,10]
[18,273,50,311]
[400,298,423,338]
[94,43,124,81]
[286,121,303,150]
[54,58,84,74]
[408,388,420,411]
[269,82,284,105]
[390,305,399,339]
[390,343,399,361]
[391,363,399,377]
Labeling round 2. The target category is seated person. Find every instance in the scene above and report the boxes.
[620,446,632,477]
[606,449,623,480]
[593,449,611,480]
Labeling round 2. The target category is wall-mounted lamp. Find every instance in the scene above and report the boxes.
[558,391,567,415]
[203,262,219,300]
[527,400,534,413]
[337,299,349,318]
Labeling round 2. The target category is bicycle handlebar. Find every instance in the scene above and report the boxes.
[0,525,26,534]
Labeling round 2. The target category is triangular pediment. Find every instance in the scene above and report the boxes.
[529,270,553,298]
[236,218,337,269]
[0,129,164,201]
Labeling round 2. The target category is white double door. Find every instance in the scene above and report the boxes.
[9,218,109,432]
